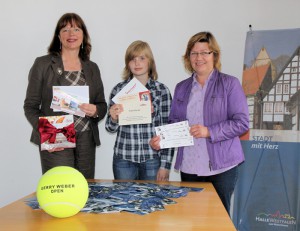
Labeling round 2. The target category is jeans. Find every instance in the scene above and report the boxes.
[113,157,160,180]
[181,166,238,215]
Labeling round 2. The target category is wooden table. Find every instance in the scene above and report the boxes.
[0,180,236,231]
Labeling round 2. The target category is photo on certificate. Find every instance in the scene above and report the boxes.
[118,91,152,126]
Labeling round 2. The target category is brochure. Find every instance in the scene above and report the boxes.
[51,86,89,117]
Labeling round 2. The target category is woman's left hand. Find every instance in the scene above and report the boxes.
[80,103,97,117]
[190,124,210,138]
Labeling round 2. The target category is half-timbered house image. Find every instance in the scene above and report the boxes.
[242,46,300,131]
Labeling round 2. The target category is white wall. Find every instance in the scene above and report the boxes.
[1,0,299,208]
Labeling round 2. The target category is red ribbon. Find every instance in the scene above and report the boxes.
[38,118,76,144]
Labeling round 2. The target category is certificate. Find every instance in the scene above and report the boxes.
[155,121,194,149]
[118,91,152,125]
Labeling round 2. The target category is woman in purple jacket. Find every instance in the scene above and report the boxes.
[151,31,249,214]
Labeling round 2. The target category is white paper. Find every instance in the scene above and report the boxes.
[51,86,89,117]
[118,91,152,125]
[155,121,194,149]
[112,77,148,103]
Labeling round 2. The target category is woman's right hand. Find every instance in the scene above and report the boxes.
[190,124,210,138]
[109,104,123,122]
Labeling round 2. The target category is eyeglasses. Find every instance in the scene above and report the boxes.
[190,51,214,58]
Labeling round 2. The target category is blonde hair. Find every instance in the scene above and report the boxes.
[122,40,158,80]
[183,31,221,74]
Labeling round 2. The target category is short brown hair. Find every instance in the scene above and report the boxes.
[183,31,221,73]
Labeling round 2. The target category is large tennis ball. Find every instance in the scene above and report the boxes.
[36,166,89,218]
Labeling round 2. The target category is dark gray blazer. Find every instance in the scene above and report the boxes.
[24,54,107,146]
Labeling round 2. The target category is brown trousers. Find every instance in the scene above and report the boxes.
[39,130,96,179]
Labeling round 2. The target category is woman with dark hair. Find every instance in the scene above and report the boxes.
[24,13,107,179]
[150,32,249,214]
